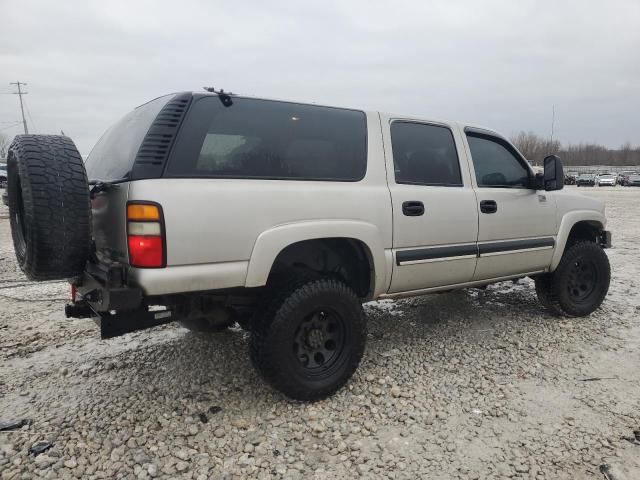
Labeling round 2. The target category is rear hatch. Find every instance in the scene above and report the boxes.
[84,94,181,264]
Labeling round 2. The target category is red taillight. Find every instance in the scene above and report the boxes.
[127,202,165,268]
[71,284,77,303]
[128,235,163,267]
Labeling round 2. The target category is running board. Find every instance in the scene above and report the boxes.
[380,270,546,300]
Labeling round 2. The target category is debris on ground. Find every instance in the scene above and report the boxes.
[28,441,53,456]
[0,418,31,431]
[621,430,640,445]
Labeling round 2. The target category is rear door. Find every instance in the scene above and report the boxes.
[462,128,557,280]
[382,116,479,293]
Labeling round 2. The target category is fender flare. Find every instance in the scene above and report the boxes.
[244,220,389,298]
[550,210,606,271]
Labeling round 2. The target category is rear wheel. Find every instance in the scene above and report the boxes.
[251,277,366,401]
[535,241,610,317]
[7,135,90,280]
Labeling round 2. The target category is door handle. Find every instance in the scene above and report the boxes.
[402,201,425,216]
[480,200,497,214]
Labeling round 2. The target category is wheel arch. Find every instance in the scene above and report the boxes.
[244,220,389,300]
[550,211,606,271]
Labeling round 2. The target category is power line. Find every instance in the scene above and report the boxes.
[9,81,29,134]
[24,98,37,132]
[0,122,22,132]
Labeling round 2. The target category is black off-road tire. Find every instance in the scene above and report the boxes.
[250,277,366,401]
[534,273,563,316]
[7,135,91,281]
[249,269,319,366]
[535,241,610,317]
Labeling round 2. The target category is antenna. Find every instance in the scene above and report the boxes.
[203,86,234,107]
[10,81,29,134]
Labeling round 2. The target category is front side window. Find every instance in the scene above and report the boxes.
[390,121,462,186]
[166,97,367,181]
[466,133,531,188]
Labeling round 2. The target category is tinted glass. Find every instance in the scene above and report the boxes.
[166,97,367,181]
[466,134,530,188]
[391,122,462,186]
[85,95,173,181]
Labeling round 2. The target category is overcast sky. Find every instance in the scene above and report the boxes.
[1,0,639,155]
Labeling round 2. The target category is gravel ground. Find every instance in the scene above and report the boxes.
[1,186,639,480]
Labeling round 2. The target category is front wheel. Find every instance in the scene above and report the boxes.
[251,277,366,401]
[535,241,610,317]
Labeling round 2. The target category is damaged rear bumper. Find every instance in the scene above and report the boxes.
[65,262,174,339]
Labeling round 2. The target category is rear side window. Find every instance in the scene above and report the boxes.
[466,133,531,188]
[85,95,173,181]
[166,97,367,181]
[390,122,462,186]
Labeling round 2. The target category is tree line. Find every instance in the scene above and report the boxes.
[511,131,640,166]
[0,132,10,160]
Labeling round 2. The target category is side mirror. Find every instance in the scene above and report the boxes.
[543,155,564,191]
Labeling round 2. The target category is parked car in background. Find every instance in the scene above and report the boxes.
[0,164,7,188]
[617,172,627,185]
[576,173,596,187]
[597,173,617,187]
[619,172,638,186]
[564,172,576,185]
[627,174,640,186]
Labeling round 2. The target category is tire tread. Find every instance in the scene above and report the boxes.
[7,135,91,280]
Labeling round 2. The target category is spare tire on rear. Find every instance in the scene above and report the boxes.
[7,135,91,280]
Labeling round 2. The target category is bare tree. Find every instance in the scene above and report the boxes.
[511,131,560,165]
[0,133,10,159]
[511,131,640,166]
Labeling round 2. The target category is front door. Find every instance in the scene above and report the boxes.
[463,129,557,280]
[383,117,479,293]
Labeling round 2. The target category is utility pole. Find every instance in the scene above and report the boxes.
[10,81,29,134]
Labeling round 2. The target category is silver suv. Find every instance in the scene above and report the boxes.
[5,90,612,400]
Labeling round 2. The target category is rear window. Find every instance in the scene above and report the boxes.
[166,97,367,181]
[85,94,173,181]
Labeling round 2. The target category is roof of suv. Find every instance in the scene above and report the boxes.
[193,91,504,140]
